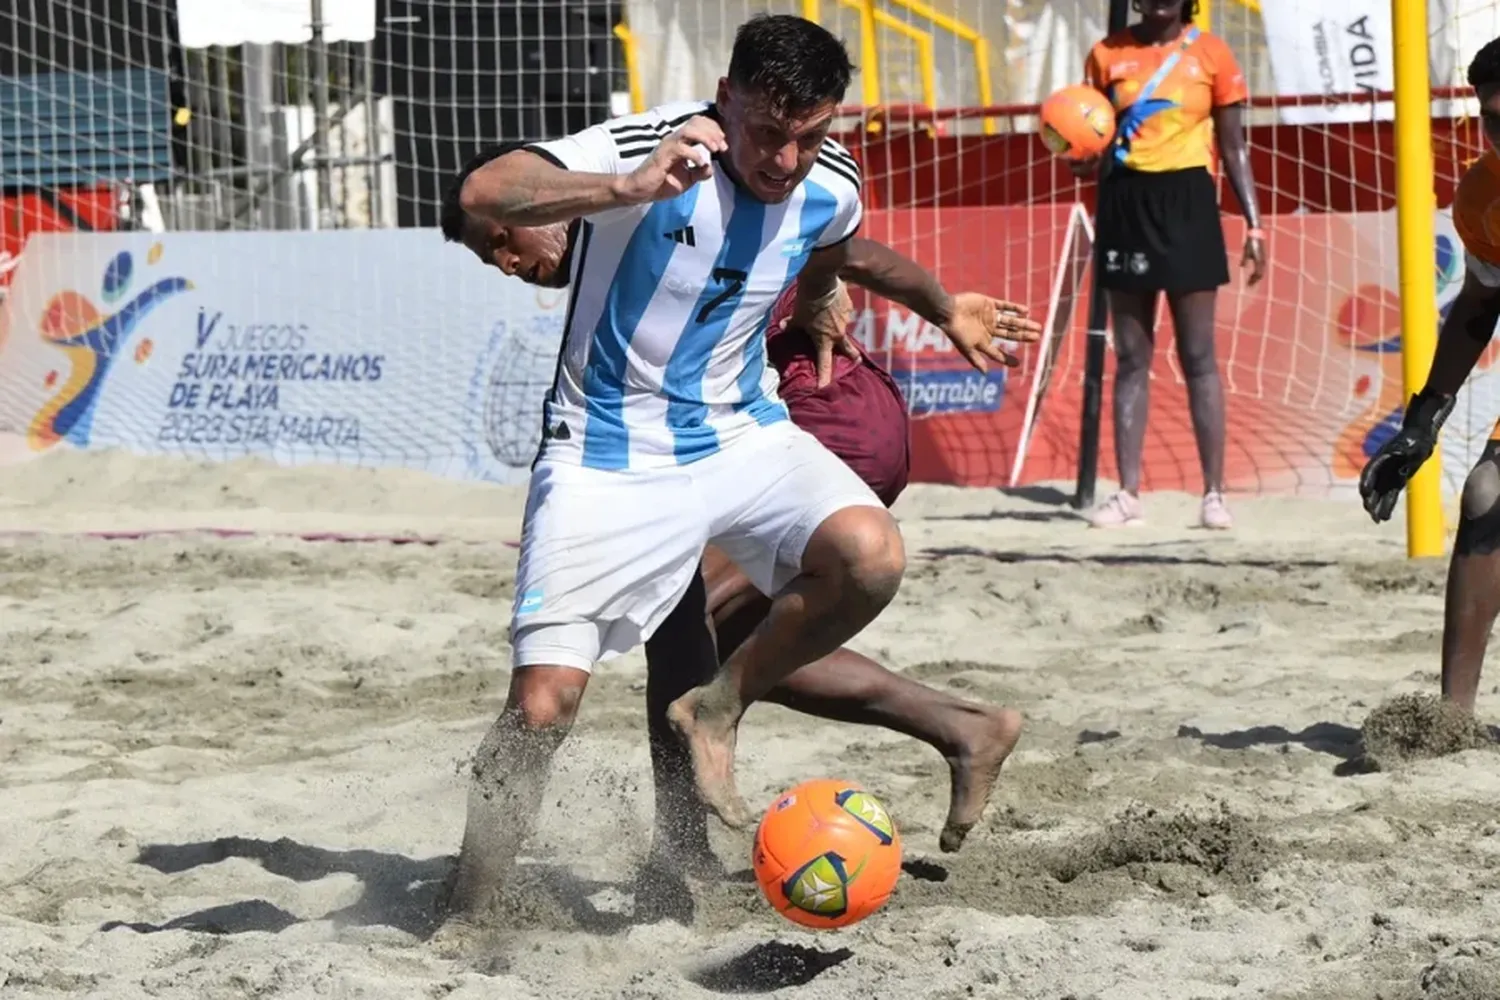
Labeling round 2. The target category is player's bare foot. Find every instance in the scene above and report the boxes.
[666,686,752,829]
[939,706,1023,853]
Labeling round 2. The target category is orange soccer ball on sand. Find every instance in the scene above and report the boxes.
[1039,83,1116,161]
[751,778,902,929]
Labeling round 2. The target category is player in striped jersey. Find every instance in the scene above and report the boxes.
[442,15,1040,927]
[443,167,1035,866]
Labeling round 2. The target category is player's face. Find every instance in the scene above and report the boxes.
[461,215,570,287]
[716,82,837,203]
[1480,83,1500,157]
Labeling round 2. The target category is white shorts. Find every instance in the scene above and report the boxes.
[509,420,885,672]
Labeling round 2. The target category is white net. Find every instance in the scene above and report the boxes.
[3,1,1498,496]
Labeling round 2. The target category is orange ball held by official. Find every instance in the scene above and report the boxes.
[751,778,902,930]
[1039,83,1116,161]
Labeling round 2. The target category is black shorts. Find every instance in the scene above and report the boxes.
[1094,165,1229,294]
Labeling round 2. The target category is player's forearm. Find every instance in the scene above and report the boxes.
[1426,291,1500,398]
[460,152,632,227]
[839,238,954,328]
[1214,107,1262,229]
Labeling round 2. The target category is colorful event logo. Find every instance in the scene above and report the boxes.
[28,243,191,450]
[1331,233,1499,478]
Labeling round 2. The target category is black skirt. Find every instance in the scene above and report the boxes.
[1094,165,1230,294]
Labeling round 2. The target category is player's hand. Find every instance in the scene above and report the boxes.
[791,280,861,388]
[942,292,1044,372]
[619,116,727,204]
[1242,231,1267,286]
[1358,388,1455,523]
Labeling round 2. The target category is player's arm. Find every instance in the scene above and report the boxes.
[459,149,638,227]
[1425,263,1500,398]
[837,236,1044,372]
[1359,257,1500,522]
[459,115,726,228]
[838,236,954,327]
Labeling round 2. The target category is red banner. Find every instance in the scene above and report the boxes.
[854,205,1487,497]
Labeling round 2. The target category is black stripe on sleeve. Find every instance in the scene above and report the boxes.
[523,143,567,169]
[815,154,861,192]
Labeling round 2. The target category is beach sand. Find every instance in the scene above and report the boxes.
[2,448,1498,1000]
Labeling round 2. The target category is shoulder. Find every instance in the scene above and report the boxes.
[1456,152,1500,265]
[594,100,715,161]
[807,136,862,201]
[1195,31,1239,64]
[1092,30,1137,58]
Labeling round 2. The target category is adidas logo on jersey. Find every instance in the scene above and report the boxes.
[664,226,696,247]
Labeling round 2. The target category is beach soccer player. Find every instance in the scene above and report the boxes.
[442,168,1033,861]
[440,14,1041,927]
[1359,36,1500,716]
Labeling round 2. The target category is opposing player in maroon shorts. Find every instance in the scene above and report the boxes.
[441,152,1028,871]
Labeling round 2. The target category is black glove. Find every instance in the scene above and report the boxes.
[1358,388,1455,523]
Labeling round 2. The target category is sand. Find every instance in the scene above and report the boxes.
[2,447,1499,1000]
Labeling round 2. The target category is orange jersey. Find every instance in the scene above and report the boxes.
[1084,28,1248,173]
[1454,150,1500,267]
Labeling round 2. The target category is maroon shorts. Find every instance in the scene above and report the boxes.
[769,328,911,507]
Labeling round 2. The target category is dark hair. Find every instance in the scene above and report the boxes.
[726,14,854,115]
[1470,36,1500,89]
[439,141,530,243]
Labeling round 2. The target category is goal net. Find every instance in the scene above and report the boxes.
[0,0,1496,500]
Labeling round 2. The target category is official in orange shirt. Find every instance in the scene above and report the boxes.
[1360,37,1500,720]
[1075,0,1266,530]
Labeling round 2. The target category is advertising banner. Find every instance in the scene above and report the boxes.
[0,229,568,485]
[1258,0,1393,124]
[2,212,1492,500]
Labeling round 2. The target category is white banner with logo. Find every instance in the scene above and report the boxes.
[1258,0,1394,124]
[0,230,570,485]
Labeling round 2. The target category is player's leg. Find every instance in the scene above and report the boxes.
[444,461,707,928]
[706,574,1021,851]
[446,663,589,924]
[1443,441,1500,712]
[668,424,905,827]
[641,569,722,878]
[1166,287,1232,528]
[1090,289,1158,526]
[644,550,1018,865]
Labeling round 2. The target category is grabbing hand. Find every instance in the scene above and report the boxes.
[942,292,1044,372]
[620,116,727,204]
[791,281,860,388]
[1242,231,1267,286]
[1358,389,1455,523]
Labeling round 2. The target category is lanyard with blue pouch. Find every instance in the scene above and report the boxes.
[1110,24,1200,166]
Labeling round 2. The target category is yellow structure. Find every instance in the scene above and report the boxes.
[612,23,645,114]
[1392,0,1445,557]
[804,0,994,132]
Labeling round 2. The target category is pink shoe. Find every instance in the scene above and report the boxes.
[1088,490,1144,528]
[1200,490,1233,530]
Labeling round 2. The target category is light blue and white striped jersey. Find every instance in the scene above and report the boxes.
[523,100,863,471]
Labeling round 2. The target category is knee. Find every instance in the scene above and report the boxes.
[1461,459,1500,523]
[809,506,906,608]
[1176,334,1219,380]
[1456,459,1500,556]
[503,666,585,739]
